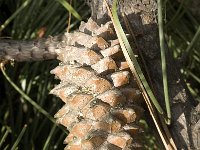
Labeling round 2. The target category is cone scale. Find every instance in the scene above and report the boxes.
[51,18,144,150]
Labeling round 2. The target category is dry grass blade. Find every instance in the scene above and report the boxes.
[103,0,176,149]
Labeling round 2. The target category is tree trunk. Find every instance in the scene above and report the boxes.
[87,0,199,149]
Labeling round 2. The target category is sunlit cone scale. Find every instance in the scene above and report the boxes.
[50,18,144,150]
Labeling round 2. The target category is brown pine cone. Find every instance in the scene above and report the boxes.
[50,18,144,150]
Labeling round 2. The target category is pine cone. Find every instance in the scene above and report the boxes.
[51,18,144,150]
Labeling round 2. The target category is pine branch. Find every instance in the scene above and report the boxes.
[0,35,64,61]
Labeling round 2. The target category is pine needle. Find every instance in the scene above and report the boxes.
[1,65,55,125]
[11,125,27,150]
[157,0,171,124]
[56,0,81,20]
[0,0,31,32]
[103,0,176,149]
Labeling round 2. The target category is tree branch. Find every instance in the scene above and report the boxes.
[0,36,60,61]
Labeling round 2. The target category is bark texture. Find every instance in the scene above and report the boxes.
[87,0,199,149]
[0,38,58,61]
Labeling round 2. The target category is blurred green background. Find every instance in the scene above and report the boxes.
[0,0,199,149]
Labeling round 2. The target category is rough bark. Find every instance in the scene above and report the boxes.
[87,0,199,149]
[0,37,58,61]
